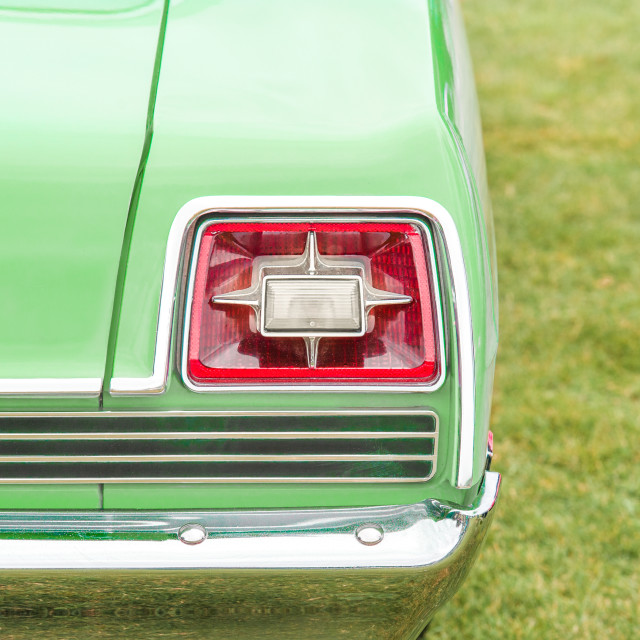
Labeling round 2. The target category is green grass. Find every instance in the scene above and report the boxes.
[426,1,640,638]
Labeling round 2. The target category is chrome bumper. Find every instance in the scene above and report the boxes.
[0,472,500,639]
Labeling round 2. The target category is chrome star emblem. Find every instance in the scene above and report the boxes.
[212,231,411,367]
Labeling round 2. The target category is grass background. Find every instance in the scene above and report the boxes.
[426,1,640,637]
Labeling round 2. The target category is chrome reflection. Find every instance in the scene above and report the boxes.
[0,473,500,640]
[0,472,499,569]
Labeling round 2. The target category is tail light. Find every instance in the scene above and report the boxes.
[183,220,441,387]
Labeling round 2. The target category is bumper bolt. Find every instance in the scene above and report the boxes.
[355,524,384,546]
[178,524,207,545]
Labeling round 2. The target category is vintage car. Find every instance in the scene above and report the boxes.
[0,0,499,638]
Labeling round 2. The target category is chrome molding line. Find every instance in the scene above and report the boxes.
[108,196,474,489]
[0,378,102,398]
[0,431,435,440]
[0,454,436,463]
[0,477,432,484]
[0,407,435,418]
[109,198,451,397]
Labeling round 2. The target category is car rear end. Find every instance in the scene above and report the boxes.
[0,1,499,638]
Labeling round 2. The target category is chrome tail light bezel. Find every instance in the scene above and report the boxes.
[108,196,476,489]
[179,215,446,393]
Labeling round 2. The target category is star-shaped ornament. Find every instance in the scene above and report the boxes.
[212,231,411,367]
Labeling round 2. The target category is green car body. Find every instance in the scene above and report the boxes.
[0,1,499,637]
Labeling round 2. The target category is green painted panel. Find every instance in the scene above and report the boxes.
[429,0,498,487]
[0,485,100,509]
[0,1,496,509]
[103,480,480,510]
[0,1,154,13]
[106,0,494,507]
[111,0,449,382]
[0,2,163,386]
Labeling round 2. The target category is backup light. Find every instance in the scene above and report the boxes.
[263,277,363,334]
[184,221,440,386]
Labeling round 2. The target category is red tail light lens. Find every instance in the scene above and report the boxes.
[184,221,440,386]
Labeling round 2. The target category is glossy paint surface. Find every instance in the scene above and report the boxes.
[105,0,495,508]
[0,0,496,510]
[430,0,499,487]
[112,0,449,382]
[0,2,163,391]
[0,484,99,509]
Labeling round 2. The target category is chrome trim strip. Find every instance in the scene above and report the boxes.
[0,477,431,484]
[0,454,435,463]
[108,196,473,489]
[0,408,435,418]
[109,198,451,396]
[0,378,102,398]
[0,431,436,440]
